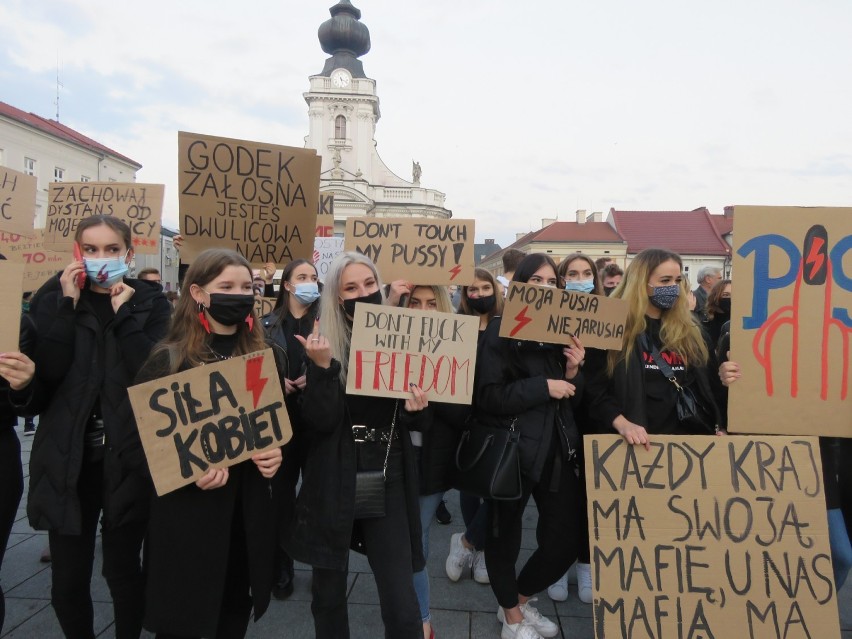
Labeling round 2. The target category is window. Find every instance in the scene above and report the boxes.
[80,175,90,182]
[335,115,346,140]
[23,158,36,176]
[54,167,64,181]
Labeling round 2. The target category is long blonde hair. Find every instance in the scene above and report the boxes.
[607,248,708,376]
[152,249,266,374]
[320,251,384,385]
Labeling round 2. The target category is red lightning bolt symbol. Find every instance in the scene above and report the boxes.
[510,305,533,337]
[805,237,825,280]
[448,264,462,280]
[245,355,268,409]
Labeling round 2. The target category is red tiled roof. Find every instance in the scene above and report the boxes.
[710,214,733,236]
[609,207,731,256]
[0,101,141,168]
[481,221,625,266]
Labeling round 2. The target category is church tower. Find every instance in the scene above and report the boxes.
[304,0,451,233]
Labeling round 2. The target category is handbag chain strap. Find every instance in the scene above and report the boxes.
[381,401,399,481]
[643,333,684,392]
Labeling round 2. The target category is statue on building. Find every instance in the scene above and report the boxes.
[412,160,422,184]
[333,147,342,169]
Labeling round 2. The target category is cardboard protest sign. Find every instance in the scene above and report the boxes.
[344,217,475,285]
[0,167,37,236]
[128,349,292,496]
[316,192,334,234]
[0,261,24,352]
[0,230,71,292]
[178,131,321,266]
[729,206,852,437]
[313,236,344,280]
[499,282,628,350]
[45,182,164,254]
[585,434,839,639]
[254,294,275,320]
[346,305,479,404]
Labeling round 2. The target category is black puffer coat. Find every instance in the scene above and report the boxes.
[25,275,170,534]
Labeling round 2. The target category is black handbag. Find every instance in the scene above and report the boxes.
[453,417,522,500]
[646,341,717,435]
[353,402,398,519]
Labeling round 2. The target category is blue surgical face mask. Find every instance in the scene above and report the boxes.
[84,252,129,288]
[292,282,320,305]
[649,284,680,310]
[565,279,595,294]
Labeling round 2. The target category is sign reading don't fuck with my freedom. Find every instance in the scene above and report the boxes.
[129,349,292,496]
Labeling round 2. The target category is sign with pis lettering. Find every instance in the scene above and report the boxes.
[128,349,292,496]
[0,229,71,292]
[344,217,475,285]
[45,182,164,254]
[0,261,24,352]
[499,282,628,350]
[585,434,839,639]
[346,305,479,404]
[178,131,321,267]
[729,206,852,437]
[0,167,37,237]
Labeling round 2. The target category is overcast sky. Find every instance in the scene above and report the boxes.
[2,0,850,248]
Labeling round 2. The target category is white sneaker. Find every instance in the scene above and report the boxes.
[497,599,559,638]
[576,562,593,604]
[445,532,473,582]
[501,620,544,639]
[472,550,490,584]
[546,571,569,602]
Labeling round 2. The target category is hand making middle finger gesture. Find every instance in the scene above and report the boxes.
[295,318,332,369]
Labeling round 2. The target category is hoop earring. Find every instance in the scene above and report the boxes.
[197,303,211,334]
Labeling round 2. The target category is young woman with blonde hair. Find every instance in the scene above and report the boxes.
[288,251,428,639]
[586,247,721,447]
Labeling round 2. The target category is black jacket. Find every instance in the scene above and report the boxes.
[135,346,280,637]
[24,275,171,534]
[585,321,721,435]
[286,359,426,573]
[474,318,583,483]
[418,402,469,495]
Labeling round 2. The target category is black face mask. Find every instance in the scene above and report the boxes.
[341,290,383,317]
[206,293,255,326]
[603,286,617,296]
[467,294,496,314]
[718,298,731,314]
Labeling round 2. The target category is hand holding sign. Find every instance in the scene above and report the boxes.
[196,468,229,491]
[252,447,283,478]
[404,384,428,413]
[295,318,332,369]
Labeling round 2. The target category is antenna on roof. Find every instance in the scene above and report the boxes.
[54,53,63,121]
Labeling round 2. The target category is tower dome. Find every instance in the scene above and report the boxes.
[317,0,371,78]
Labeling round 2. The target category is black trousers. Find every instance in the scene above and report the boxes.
[311,449,421,639]
[48,458,146,639]
[0,427,23,635]
[485,449,581,609]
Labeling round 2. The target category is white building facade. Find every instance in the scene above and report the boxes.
[303,0,451,235]
[0,101,179,290]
